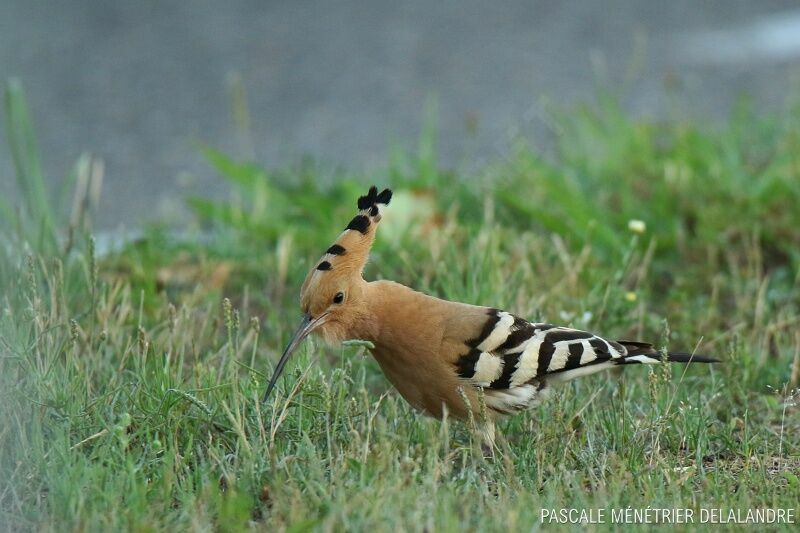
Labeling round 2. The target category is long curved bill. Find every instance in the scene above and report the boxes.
[262,313,321,403]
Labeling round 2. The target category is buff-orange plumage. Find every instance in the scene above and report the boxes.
[263,186,717,446]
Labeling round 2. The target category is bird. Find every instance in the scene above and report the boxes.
[263,186,717,446]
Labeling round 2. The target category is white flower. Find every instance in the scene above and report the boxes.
[628,219,646,234]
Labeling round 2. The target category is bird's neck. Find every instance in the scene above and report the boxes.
[351,279,443,347]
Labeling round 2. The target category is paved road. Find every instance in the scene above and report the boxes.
[2,1,799,228]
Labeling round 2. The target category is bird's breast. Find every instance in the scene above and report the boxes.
[368,343,477,420]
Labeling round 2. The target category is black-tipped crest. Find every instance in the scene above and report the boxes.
[346,215,370,234]
[376,188,392,205]
[357,186,392,211]
[303,186,392,294]
[357,186,379,210]
[326,244,346,255]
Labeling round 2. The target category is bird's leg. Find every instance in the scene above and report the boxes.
[473,387,498,458]
[479,420,497,459]
[455,386,494,457]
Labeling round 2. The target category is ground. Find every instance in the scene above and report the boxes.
[3,1,800,228]
[1,92,799,531]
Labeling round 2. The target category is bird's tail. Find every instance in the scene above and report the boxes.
[615,341,719,365]
[543,339,718,385]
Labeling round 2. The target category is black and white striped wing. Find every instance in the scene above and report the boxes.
[455,309,629,414]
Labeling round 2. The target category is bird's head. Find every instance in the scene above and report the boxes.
[263,186,392,402]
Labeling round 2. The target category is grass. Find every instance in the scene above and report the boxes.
[1,82,799,531]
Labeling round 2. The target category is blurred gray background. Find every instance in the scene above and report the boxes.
[2,0,800,229]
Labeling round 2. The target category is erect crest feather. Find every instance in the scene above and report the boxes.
[300,186,392,301]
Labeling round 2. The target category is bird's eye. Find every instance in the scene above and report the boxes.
[333,292,344,304]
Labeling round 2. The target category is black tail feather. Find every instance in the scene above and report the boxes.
[664,351,720,364]
[616,350,720,365]
[615,340,719,365]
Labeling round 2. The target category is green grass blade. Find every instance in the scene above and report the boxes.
[4,78,56,251]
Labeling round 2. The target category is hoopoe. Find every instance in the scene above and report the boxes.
[263,186,717,444]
